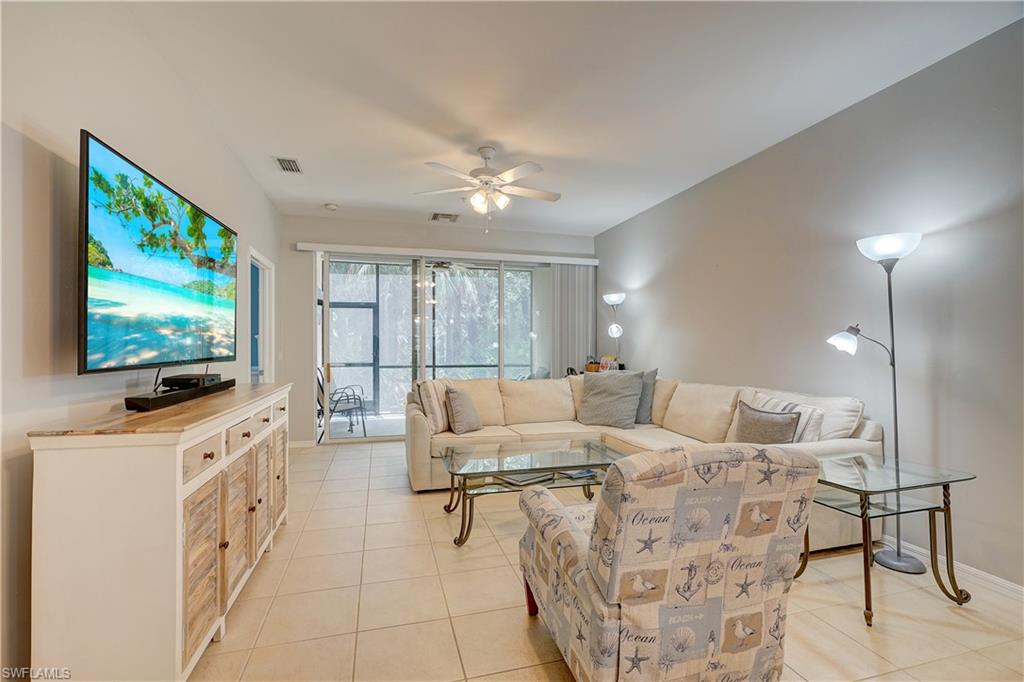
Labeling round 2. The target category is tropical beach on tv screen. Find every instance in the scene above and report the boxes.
[83,135,237,371]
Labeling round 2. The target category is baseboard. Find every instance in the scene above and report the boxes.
[880,533,1024,599]
[289,439,316,448]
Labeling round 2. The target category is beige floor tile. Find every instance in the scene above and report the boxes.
[479,510,528,536]
[427,514,495,543]
[452,607,561,678]
[267,528,299,560]
[883,584,1023,650]
[363,519,430,550]
[290,481,324,497]
[241,634,355,681]
[441,565,525,616]
[291,458,333,472]
[418,491,452,519]
[780,665,806,681]
[906,651,1020,681]
[362,544,438,583]
[314,490,369,510]
[787,565,862,613]
[289,492,317,512]
[325,465,372,481]
[475,493,522,514]
[279,510,309,532]
[365,501,423,525]
[277,552,363,594]
[293,527,365,558]
[305,507,367,530]
[495,534,523,557]
[256,586,359,647]
[289,468,328,483]
[433,537,509,574]
[469,661,574,682]
[859,672,918,681]
[978,639,1024,674]
[784,611,898,681]
[189,650,250,682]
[368,487,416,506]
[369,475,410,489]
[812,553,931,596]
[813,596,971,668]
[353,619,463,682]
[238,560,288,601]
[370,464,409,478]
[206,597,272,655]
[358,575,449,631]
[322,477,370,493]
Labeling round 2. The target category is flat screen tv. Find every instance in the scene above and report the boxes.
[78,131,237,374]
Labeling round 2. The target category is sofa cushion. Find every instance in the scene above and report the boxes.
[662,383,739,443]
[445,385,483,435]
[635,369,659,424]
[725,390,825,443]
[449,378,505,426]
[650,378,679,426]
[567,374,584,416]
[499,378,576,424]
[731,400,800,444]
[739,387,864,440]
[431,425,520,449]
[603,426,701,454]
[578,371,643,429]
[507,421,604,441]
[414,379,450,434]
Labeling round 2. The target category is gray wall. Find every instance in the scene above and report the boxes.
[595,22,1023,583]
[1,4,282,666]
[278,215,595,443]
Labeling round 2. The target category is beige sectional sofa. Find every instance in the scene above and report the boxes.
[405,376,883,549]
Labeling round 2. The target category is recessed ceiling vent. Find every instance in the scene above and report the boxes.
[429,212,459,223]
[275,157,302,174]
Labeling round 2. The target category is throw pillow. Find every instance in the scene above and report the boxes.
[635,368,659,424]
[578,371,644,429]
[726,390,825,442]
[733,400,800,444]
[445,386,482,435]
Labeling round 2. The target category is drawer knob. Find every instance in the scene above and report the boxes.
[278,407,286,412]
[276,474,282,480]
[248,505,256,513]
[219,540,230,550]
[202,451,216,460]
[257,497,263,505]
[262,417,270,423]
[242,431,252,439]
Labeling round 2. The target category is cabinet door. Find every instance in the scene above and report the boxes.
[183,476,221,668]
[220,453,253,605]
[272,424,288,527]
[253,438,273,553]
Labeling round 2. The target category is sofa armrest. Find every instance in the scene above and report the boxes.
[405,402,434,491]
[850,418,884,442]
[785,437,883,459]
[519,487,589,570]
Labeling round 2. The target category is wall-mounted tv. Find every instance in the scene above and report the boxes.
[78,131,237,374]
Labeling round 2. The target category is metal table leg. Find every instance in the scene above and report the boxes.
[860,494,874,626]
[794,526,810,579]
[443,473,461,513]
[928,484,971,605]
[454,479,475,546]
[583,483,594,500]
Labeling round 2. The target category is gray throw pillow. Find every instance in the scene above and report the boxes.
[445,386,482,435]
[734,400,800,444]
[578,371,644,429]
[635,368,659,424]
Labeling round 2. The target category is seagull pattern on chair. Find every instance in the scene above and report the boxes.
[519,444,818,681]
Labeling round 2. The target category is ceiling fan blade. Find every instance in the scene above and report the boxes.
[502,185,561,202]
[415,186,475,195]
[495,161,542,185]
[424,162,477,184]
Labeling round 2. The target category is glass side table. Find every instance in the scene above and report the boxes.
[795,453,976,626]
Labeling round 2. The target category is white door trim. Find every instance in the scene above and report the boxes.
[249,247,276,384]
[295,241,598,266]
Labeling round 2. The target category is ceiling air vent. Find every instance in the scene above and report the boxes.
[275,157,302,174]
[429,212,459,223]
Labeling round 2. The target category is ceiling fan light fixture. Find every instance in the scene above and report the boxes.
[492,191,510,210]
[470,190,488,214]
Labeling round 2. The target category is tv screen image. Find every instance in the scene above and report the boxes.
[79,132,237,373]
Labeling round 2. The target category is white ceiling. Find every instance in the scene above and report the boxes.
[131,2,1020,236]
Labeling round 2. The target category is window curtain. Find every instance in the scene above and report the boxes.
[550,264,596,376]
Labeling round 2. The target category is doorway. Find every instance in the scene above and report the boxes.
[250,249,275,385]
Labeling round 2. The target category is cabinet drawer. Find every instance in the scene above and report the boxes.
[182,434,222,484]
[252,407,273,436]
[226,418,255,454]
[273,398,288,421]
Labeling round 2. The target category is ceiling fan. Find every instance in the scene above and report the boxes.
[417,146,561,215]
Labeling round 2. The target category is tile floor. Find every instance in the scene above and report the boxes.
[190,443,1024,682]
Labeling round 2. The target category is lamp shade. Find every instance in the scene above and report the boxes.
[603,292,626,306]
[608,323,623,339]
[827,330,859,355]
[470,190,488,214]
[856,233,921,262]
[492,191,510,210]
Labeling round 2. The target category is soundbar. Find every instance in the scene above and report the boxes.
[124,378,236,412]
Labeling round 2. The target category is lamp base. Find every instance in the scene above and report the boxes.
[874,547,926,574]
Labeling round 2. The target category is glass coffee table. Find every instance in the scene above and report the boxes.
[795,453,975,626]
[440,439,625,546]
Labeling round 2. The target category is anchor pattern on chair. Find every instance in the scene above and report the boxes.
[520,444,818,681]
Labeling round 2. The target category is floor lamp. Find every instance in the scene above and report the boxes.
[604,292,625,357]
[827,232,926,574]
